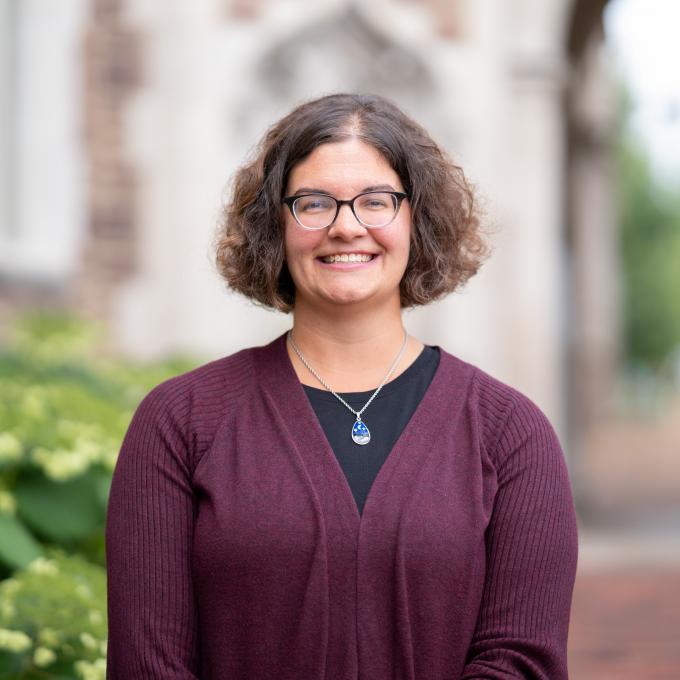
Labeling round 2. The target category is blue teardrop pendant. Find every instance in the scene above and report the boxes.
[351,417,371,445]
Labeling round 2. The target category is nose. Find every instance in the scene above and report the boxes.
[326,203,367,240]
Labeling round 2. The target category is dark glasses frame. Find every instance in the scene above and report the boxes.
[281,190,409,230]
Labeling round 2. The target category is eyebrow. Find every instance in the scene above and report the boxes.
[291,184,397,196]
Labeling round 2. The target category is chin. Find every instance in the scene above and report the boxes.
[330,285,398,308]
[327,293,373,306]
[298,281,400,309]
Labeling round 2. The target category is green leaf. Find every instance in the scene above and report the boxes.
[14,472,104,543]
[0,512,43,570]
[92,467,112,513]
[0,649,27,677]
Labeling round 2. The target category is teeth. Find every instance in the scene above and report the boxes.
[321,253,374,263]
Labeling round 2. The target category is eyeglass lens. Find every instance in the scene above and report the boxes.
[293,192,399,229]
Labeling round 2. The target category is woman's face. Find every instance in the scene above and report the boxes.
[282,138,411,313]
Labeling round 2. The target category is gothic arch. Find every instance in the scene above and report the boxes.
[233,3,462,163]
[257,5,434,100]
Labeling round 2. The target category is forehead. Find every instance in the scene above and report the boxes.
[286,138,403,194]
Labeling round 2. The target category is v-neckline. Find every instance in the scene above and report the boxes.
[255,331,457,530]
[300,343,434,403]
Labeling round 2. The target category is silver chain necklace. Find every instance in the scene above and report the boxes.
[287,329,409,446]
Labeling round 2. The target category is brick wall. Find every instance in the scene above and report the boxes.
[0,0,142,348]
[68,0,142,326]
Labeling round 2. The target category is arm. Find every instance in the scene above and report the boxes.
[105,383,201,679]
[461,398,579,679]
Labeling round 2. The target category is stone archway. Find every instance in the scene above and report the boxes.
[234,4,452,154]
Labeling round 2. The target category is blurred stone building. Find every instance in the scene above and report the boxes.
[0,0,618,502]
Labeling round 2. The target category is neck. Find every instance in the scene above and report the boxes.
[287,298,422,392]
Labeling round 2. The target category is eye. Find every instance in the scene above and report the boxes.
[358,193,390,210]
[296,195,334,213]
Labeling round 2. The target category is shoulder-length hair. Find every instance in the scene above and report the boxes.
[213,93,491,313]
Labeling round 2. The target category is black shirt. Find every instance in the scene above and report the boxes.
[302,345,440,516]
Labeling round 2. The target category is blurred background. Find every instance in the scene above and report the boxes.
[0,0,678,677]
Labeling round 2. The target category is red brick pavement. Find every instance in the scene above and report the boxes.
[569,565,680,679]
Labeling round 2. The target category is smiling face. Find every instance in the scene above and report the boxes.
[282,137,411,313]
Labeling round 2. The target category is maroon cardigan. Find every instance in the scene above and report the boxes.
[105,331,579,679]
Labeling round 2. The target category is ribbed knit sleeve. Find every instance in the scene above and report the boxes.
[105,381,201,679]
[461,372,579,679]
[105,350,252,679]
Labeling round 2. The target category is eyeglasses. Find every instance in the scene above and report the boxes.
[282,190,408,230]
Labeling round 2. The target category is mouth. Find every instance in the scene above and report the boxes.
[317,253,377,264]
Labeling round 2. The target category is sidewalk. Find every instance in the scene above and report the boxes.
[568,530,680,679]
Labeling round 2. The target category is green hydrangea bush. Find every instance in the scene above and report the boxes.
[0,311,200,678]
[0,550,106,679]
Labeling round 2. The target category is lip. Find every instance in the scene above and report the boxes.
[316,251,378,258]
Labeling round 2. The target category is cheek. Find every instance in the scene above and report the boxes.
[386,221,412,260]
[283,226,321,265]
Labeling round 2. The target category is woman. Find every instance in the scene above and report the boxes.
[105,93,579,679]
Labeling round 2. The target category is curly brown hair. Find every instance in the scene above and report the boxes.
[213,93,491,313]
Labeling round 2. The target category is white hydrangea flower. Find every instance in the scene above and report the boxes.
[33,645,57,667]
[101,445,119,471]
[74,657,106,680]
[74,436,101,464]
[0,628,33,652]
[27,556,59,575]
[31,446,90,481]
[0,432,22,462]
[79,632,98,650]
[88,610,103,624]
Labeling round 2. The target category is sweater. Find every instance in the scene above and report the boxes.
[105,330,579,679]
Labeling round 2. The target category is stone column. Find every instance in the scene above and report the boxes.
[501,50,571,449]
